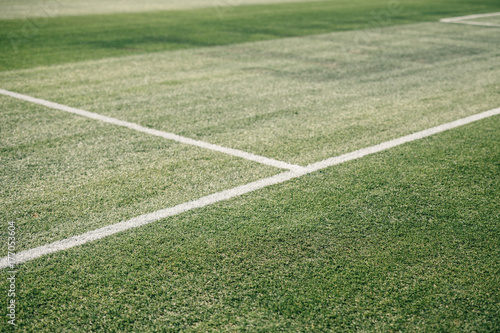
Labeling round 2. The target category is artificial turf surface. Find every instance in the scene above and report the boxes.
[1,22,498,165]
[1,0,500,71]
[0,0,499,331]
[0,96,278,254]
[468,14,500,24]
[1,21,498,256]
[1,113,498,332]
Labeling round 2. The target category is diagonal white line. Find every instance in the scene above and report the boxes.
[1,107,498,269]
[305,108,500,172]
[0,88,305,172]
[440,12,500,22]
[440,20,500,28]
[440,12,500,27]
[0,171,304,270]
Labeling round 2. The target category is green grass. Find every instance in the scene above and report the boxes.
[1,0,499,331]
[467,14,500,24]
[0,96,278,254]
[2,22,499,165]
[1,0,499,71]
[1,116,498,332]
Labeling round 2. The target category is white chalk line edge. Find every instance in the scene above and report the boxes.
[1,107,499,269]
[0,88,305,172]
[440,12,500,27]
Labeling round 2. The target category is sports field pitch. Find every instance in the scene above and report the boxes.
[1,0,499,331]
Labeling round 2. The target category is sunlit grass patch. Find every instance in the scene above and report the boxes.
[2,22,499,165]
[1,0,499,71]
[0,0,499,330]
[2,115,498,332]
[0,96,278,254]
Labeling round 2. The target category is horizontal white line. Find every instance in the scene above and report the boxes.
[1,107,498,269]
[440,12,500,22]
[0,88,305,172]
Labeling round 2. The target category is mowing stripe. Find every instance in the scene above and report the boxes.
[440,12,500,27]
[1,107,498,269]
[0,88,305,172]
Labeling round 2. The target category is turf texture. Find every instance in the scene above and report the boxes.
[0,0,499,331]
[1,114,498,332]
[1,0,500,71]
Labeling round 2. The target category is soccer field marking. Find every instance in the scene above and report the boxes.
[440,12,500,27]
[1,107,499,270]
[304,108,500,172]
[0,88,305,172]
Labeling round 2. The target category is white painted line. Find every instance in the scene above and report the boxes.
[443,21,500,28]
[305,108,500,172]
[0,171,304,270]
[1,107,498,269]
[440,12,500,27]
[0,88,305,172]
[440,12,500,22]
